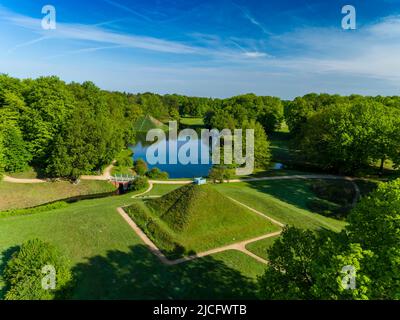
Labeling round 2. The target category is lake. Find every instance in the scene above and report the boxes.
[130,135,213,179]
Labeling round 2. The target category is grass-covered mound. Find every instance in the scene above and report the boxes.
[124,184,279,259]
[132,114,169,132]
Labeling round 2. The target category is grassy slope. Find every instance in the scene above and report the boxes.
[146,184,180,196]
[141,185,279,253]
[0,192,266,299]
[0,180,116,211]
[245,235,280,260]
[213,180,346,232]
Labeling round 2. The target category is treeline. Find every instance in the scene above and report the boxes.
[285,93,400,175]
[2,74,400,179]
[0,75,282,178]
[0,75,140,179]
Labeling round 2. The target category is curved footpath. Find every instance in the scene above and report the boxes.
[2,170,361,206]
[117,174,359,266]
[3,166,361,266]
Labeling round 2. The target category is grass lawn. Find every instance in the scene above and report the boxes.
[6,167,40,179]
[245,235,280,260]
[213,180,346,232]
[180,117,204,128]
[146,183,181,196]
[0,180,116,211]
[0,191,267,299]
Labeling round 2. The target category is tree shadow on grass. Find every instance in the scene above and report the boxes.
[71,245,260,300]
[0,245,20,299]
[245,180,317,212]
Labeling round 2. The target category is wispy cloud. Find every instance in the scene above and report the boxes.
[0,6,270,61]
[102,0,153,23]
[233,3,273,36]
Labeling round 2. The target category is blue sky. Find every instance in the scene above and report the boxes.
[1,0,400,98]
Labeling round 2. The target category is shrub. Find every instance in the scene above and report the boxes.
[3,239,72,300]
[146,167,169,180]
[0,202,68,218]
[115,149,134,168]
[130,176,149,191]
[134,159,148,176]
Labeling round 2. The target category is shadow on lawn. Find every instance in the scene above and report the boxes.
[245,180,317,213]
[71,245,260,300]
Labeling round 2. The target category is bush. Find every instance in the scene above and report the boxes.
[146,167,169,180]
[208,166,234,183]
[130,176,149,191]
[3,239,73,300]
[0,202,68,218]
[115,149,134,168]
[134,159,148,176]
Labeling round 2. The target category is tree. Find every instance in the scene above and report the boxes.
[258,226,319,299]
[0,108,31,172]
[242,120,271,170]
[3,239,72,300]
[134,158,148,176]
[258,96,284,133]
[299,102,390,174]
[258,179,400,300]
[346,179,400,299]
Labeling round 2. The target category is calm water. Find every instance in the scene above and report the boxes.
[130,134,284,179]
[130,136,213,179]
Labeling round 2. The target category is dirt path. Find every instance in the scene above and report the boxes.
[2,175,46,183]
[117,188,285,266]
[131,181,154,199]
[80,161,116,181]
[117,206,281,266]
[150,174,361,208]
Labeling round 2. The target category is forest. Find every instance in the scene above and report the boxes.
[1,74,400,179]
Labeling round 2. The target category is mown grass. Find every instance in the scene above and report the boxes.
[0,190,267,299]
[180,117,204,128]
[146,184,181,196]
[245,235,280,260]
[0,180,116,211]
[213,180,346,232]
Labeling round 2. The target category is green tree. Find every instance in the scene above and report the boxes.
[3,239,72,300]
[134,158,148,176]
[346,180,400,299]
[242,120,271,170]
[258,226,319,299]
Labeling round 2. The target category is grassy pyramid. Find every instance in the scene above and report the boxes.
[148,184,254,232]
[125,184,279,258]
[132,114,169,132]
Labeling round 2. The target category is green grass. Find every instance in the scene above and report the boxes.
[6,167,40,179]
[180,117,204,128]
[0,180,116,211]
[126,185,279,257]
[0,190,267,299]
[214,180,346,232]
[133,115,169,132]
[146,184,181,196]
[245,236,280,260]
